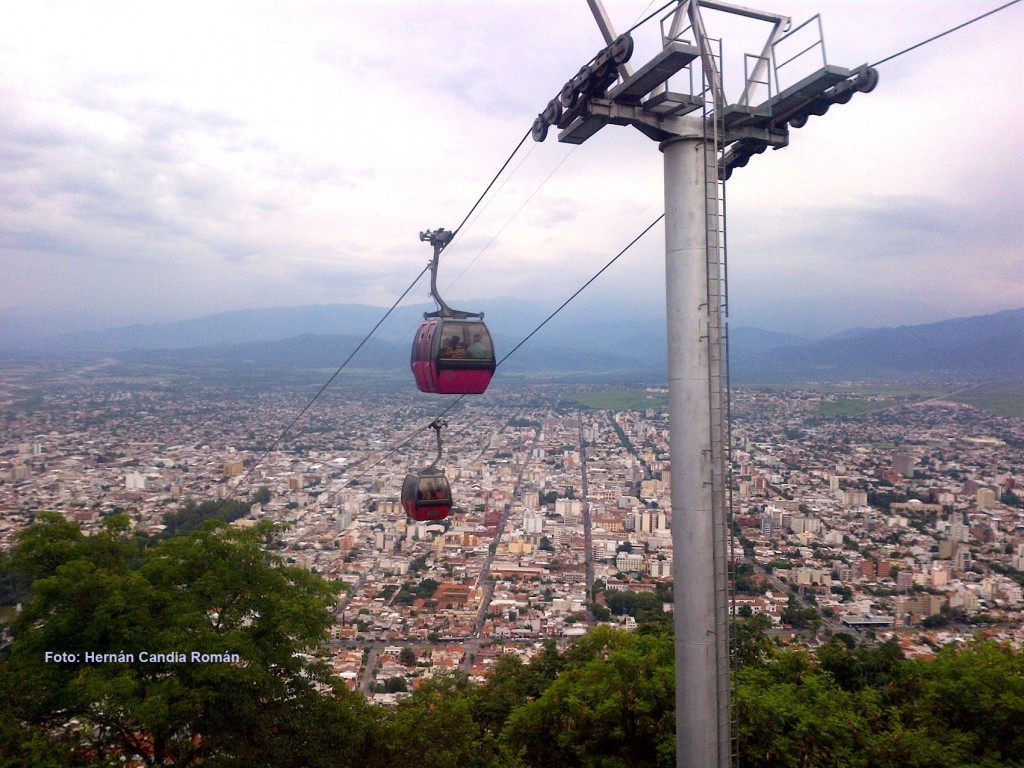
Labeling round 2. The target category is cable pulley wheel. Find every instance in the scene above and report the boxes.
[610,33,634,65]
[560,81,577,108]
[532,115,549,142]
[810,99,830,116]
[855,67,879,93]
[541,99,562,126]
[571,65,593,96]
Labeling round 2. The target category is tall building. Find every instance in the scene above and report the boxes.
[857,559,876,579]
[555,498,583,522]
[891,452,915,476]
[616,551,644,573]
[977,487,996,509]
[523,511,545,535]
[650,557,673,578]
[1011,543,1024,571]
[949,514,969,542]
[125,472,146,491]
[633,510,668,533]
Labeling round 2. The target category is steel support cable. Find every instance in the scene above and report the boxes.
[441,140,541,295]
[871,0,1021,67]
[496,213,665,367]
[439,0,670,279]
[630,1,660,30]
[316,395,468,507]
[444,144,580,295]
[226,263,431,499]
[319,213,665,506]
[445,140,540,255]
[439,1,671,290]
[624,0,677,36]
[451,128,533,241]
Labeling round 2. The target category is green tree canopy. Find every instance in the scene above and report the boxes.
[0,513,375,767]
[503,626,675,767]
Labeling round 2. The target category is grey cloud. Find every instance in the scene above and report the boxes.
[787,195,961,259]
[736,193,1015,272]
[1010,259,1024,283]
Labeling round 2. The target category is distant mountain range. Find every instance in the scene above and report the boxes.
[736,309,1024,383]
[6,303,1022,384]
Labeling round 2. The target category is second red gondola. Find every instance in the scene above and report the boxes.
[401,468,452,521]
[400,418,453,522]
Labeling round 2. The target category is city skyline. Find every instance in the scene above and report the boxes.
[3,1,1022,338]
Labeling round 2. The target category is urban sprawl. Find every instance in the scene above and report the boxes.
[3,368,1022,703]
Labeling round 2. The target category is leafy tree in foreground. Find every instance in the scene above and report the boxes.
[908,641,1024,767]
[735,653,880,768]
[503,626,675,768]
[373,675,519,768]
[736,637,1024,768]
[0,513,376,767]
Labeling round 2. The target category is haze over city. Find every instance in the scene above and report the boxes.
[3,0,1022,341]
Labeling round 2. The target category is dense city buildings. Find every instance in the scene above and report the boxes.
[2,362,1022,699]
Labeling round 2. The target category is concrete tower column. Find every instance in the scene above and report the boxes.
[663,134,720,768]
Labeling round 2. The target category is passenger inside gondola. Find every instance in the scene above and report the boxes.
[417,475,446,502]
[443,335,466,359]
[466,332,490,359]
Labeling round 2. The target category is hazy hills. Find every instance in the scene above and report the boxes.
[7,304,1023,384]
[737,309,1024,382]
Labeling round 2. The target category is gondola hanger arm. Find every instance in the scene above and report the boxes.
[420,228,483,320]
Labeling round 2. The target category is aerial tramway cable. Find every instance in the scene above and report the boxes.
[496,214,664,366]
[225,263,430,500]
[451,129,532,241]
[871,0,1021,68]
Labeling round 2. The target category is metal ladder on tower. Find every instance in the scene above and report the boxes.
[699,33,736,768]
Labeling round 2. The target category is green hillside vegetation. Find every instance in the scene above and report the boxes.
[2,515,1023,767]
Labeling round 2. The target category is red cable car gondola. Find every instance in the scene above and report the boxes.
[411,228,496,395]
[400,419,454,522]
[401,468,452,522]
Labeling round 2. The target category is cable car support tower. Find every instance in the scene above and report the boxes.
[530,2,877,766]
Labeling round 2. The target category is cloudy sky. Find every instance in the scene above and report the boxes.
[2,0,1022,339]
